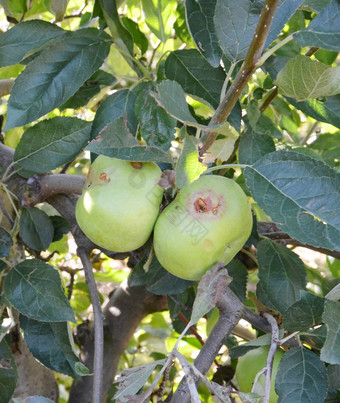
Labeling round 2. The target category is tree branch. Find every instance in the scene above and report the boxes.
[22,173,85,206]
[0,78,14,97]
[171,287,244,403]
[257,221,340,260]
[200,0,280,156]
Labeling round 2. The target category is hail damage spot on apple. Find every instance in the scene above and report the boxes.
[203,238,214,251]
[187,189,226,222]
[99,172,111,183]
[154,175,252,281]
[131,161,143,169]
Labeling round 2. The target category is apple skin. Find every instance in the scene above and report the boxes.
[153,175,252,281]
[76,155,163,252]
[235,346,284,403]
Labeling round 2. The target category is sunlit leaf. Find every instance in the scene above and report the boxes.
[276,55,340,101]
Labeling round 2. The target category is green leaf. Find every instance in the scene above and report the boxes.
[0,227,13,258]
[256,239,306,314]
[255,114,282,139]
[190,266,232,324]
[152,80,198,126]
[320,299,340,365]
[215,0,302,63]
[129,257,193,295]
[0,0,27,14]
[327,364,340,390]
[98,0,136,72]
[90,89,138,139]
[276,55,340,101]
[0,20,64,67]
[49,0,69,21]
[309,132,340,167]
[19,208,54,251]
[173,2,195,47]
[303,0,332,12]
[0,339,17,403]
[282,291,325,332]
[214,0,259,63]
[288,95,340,129]
[3,259,76,323]
[61,70,117,110]
[121,17,148,55]
[294,0,340,51]
[50,216,69,242]
[141,0,177,42]
[300,326,327,350]
[133,256,193,295]
[245,150,340,251]
[135,83,176,150]
[114,359,166,402]
[264,0,304,48]
[315,48,339,65]
[202,125,238,163]
[275,347,328,402]
[20,315,88,378]
[165,49,226,109]
[227,260,248,302]
[86,118,173,164]
[14,117,91,175]
[229,333,284,358]
[175,132,206,189]
[0,261,7,273]
[238,130,276,165]
[5,28,111,130]
[185,0,222,67]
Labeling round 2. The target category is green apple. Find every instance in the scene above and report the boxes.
[235,346,284,403]
[153,175,252,281]
[76,155,163,252]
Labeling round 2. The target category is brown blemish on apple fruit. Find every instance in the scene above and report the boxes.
[188,189,226,220]
[194,197,208,213]
[203,238,213,251]
[194,196,221,215]
[131,161,143,169]
[99,172,111,183]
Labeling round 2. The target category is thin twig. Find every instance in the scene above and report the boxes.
[301,120,319,146]
[174,351,232,403]
[175,352,201,403]
[220,61,237,104]
[77,247,104,403]
[262,313,280,403]
[149,40,162,68]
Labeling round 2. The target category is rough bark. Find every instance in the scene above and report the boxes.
[11,331,59,402]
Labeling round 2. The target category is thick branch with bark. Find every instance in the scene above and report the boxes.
[171,288,247,403]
